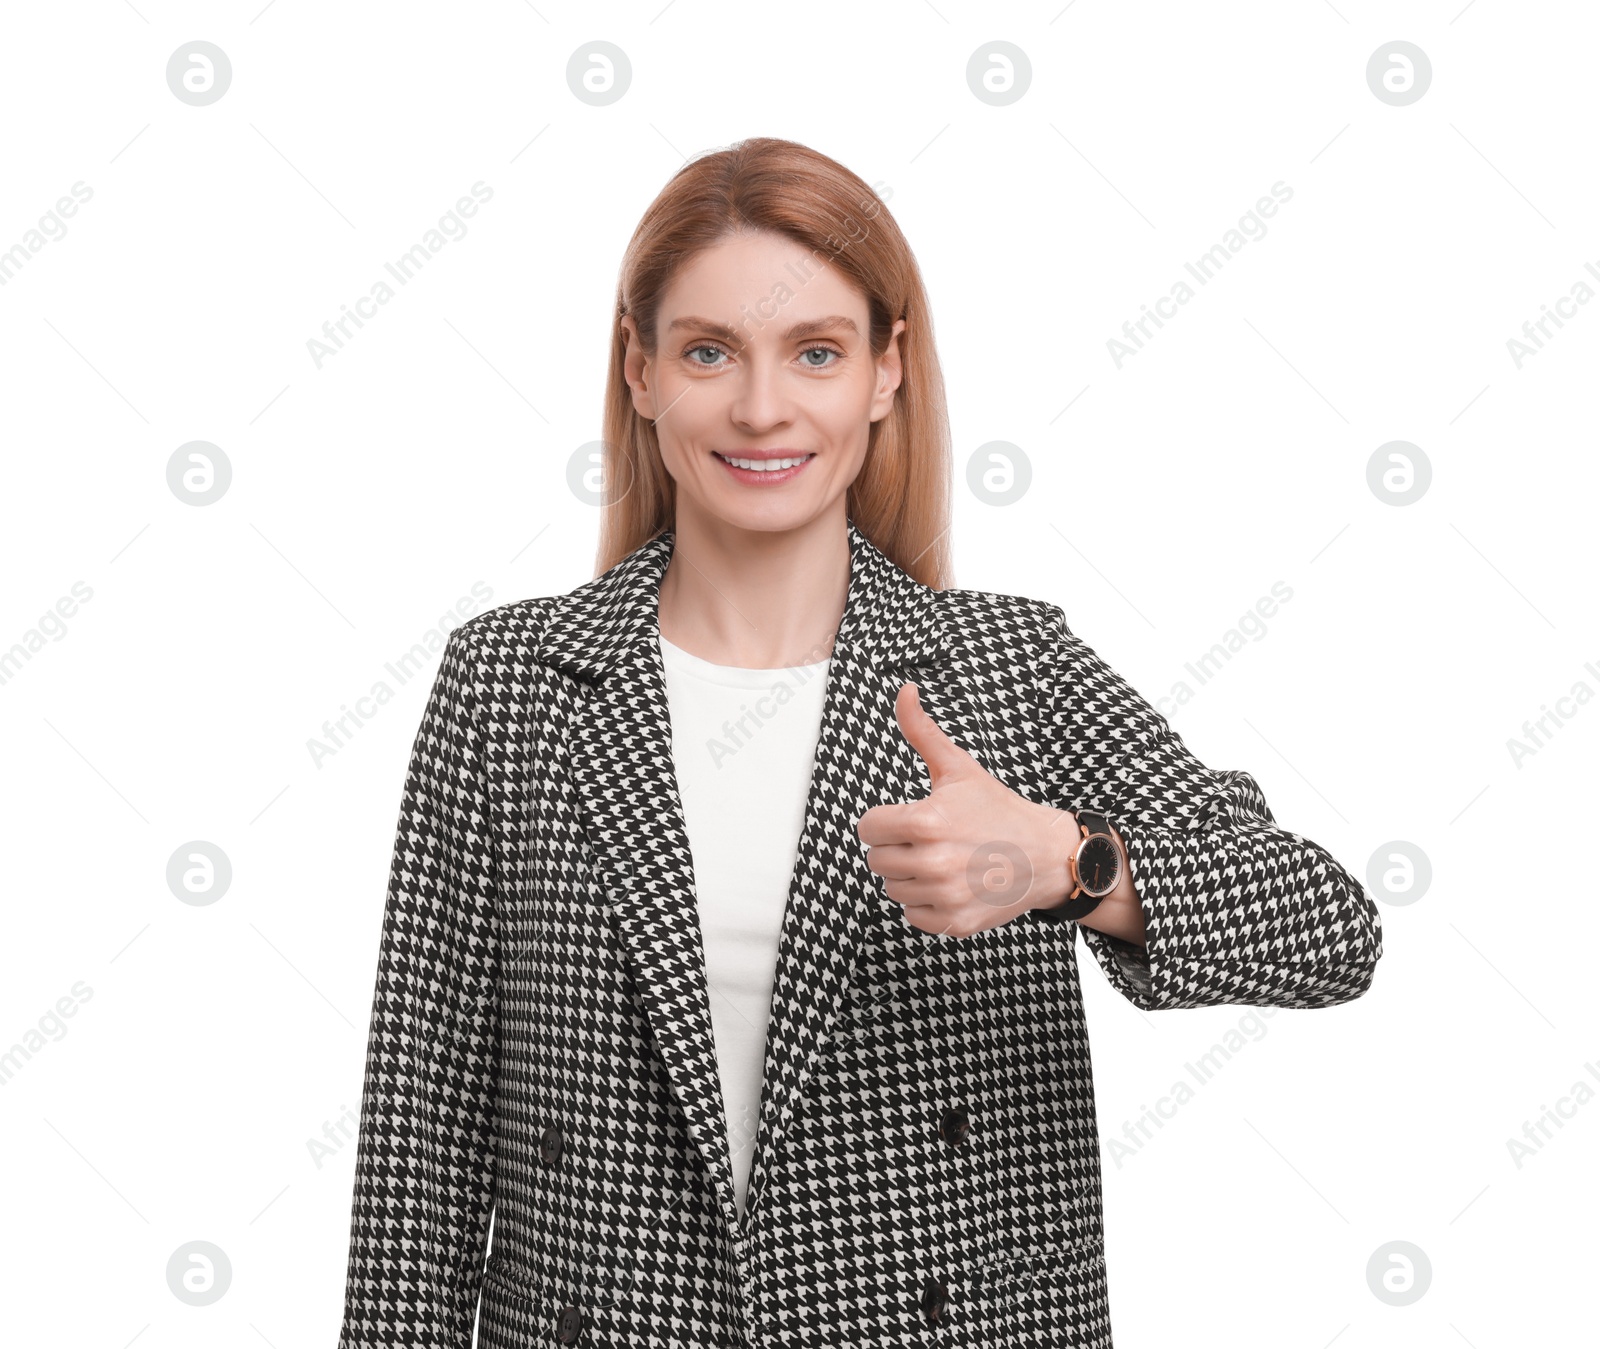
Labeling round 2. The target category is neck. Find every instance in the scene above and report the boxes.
[655,510,850,669]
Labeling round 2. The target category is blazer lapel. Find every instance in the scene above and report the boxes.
[536,520,990,1242]
[734,532,958,1235]
[540,529,742,1231]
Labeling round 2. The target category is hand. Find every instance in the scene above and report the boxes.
[856,682,1080,938]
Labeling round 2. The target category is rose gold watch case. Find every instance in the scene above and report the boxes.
[1070,828,1122,899]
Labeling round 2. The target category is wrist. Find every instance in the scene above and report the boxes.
[1031,806,1080,912]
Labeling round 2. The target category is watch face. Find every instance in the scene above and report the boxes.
[1076,835,1121,896]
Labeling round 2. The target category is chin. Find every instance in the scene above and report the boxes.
[695,499,834,538]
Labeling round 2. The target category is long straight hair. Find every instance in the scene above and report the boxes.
[595,137,953,590]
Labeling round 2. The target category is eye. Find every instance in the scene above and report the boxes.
[679,341,845,371]
[800,344,843,369]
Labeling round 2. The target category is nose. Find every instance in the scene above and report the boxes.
[727,357,794,432]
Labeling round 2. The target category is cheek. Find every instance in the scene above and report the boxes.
[652,384,718,455]
[813,382,876,439]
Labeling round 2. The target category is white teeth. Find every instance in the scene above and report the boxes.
[718,454,811,471]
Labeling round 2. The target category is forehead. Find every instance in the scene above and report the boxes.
[658,231,869,337]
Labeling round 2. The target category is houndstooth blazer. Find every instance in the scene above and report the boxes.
[335,519,1382,1349]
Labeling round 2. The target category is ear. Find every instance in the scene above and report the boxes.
[869,316,906,422]
[620,314,655,420]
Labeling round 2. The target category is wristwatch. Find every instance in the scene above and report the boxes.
[1044,808,1123,921]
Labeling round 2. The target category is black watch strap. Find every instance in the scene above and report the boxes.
[1076,809,1110,837]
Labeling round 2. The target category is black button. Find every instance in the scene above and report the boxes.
[939,1105,970,1146]
[539,1125,564,1166]
[555,1303,584,1343]
[921,1278,948,1324]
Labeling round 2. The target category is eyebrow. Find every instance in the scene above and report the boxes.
[665,314,861,344]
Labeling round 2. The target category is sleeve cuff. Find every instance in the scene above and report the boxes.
[1073,815,1382,1011]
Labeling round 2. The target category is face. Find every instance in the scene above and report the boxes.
[621,230,905,538]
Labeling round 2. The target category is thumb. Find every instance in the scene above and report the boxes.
[896,681,978,787]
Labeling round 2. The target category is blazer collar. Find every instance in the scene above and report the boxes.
[536,519,976,1248]
[533,518,944,683]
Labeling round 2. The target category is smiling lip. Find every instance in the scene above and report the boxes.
[713,450,815,485]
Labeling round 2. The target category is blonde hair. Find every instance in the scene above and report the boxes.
[596,136,953,589]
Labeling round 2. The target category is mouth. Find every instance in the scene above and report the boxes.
[712,451,816,484]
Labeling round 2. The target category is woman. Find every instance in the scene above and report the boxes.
[336,137,1382,1349]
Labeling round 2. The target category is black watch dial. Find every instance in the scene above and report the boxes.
[1075,835,1121,897]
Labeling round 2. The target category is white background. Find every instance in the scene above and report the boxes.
[1,2,1594,1345]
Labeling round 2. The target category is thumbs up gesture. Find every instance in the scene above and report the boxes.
[856,681,1084,938]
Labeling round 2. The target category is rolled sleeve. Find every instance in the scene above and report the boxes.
[1027,603,1382,1012]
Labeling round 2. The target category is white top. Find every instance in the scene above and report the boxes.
[656,630,832,1221]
